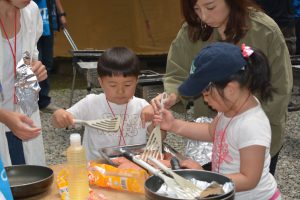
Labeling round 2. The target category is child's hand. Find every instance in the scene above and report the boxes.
[52,109,74,128]
[153,108,174,131]
[180,159,203,170]
[140,105,154,128]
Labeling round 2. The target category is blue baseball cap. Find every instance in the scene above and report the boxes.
[178,42,247,97]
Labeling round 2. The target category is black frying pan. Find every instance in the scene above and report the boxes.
[145,169,235,200]
[5,165,54,199]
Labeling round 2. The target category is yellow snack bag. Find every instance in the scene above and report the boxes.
[88,161,149,194]
[56,168,69,200]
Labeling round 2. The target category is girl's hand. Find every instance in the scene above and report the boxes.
[140,105,154,128]
[52,109,74,128]
[153,108,175,131]
[180,159,203,170]
[150,93,177,114]
[31,60,47,82]
[0,110,41,140]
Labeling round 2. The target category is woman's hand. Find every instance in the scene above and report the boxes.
[150,93,178,114]
[31,60,47,82]
[52,109,74,128]
[180,159,203,170]
[0,109,41,140]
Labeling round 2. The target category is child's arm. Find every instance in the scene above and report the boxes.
[225,145,266,192]
[154,108,213,142]
[141,104,168,141]
[52,109,74,128]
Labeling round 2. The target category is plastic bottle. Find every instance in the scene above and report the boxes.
[67,133,89,200]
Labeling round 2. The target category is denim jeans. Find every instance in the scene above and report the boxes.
[279,24,296,55]
[296,18,300,55]
[37,35,54,108]
[6,131,25,165]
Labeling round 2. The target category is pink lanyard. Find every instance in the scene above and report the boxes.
[106,99,128,146]
[0,10,17,104]
[214,114,234,172]
[213,93,251,172]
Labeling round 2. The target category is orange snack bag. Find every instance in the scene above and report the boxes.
[88,161,149,194]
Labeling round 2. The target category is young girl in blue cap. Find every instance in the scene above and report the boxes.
[152,42,281,199]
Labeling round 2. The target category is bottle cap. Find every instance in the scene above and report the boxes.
[70,133,81,146]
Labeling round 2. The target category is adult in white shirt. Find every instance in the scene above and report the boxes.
[0,0,47,166]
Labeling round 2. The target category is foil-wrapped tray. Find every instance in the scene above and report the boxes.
[99,143,185,166]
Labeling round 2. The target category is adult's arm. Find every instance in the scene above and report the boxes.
[55,0,67,28]
[164,23,198,110]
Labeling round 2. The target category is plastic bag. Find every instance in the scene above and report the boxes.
[88,161,149,194]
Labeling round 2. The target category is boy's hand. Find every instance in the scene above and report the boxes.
[52,109,74,128]
[140,105,154,128]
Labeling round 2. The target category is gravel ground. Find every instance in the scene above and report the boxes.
[41,88,300,199]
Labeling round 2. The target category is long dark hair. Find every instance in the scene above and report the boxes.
[214,49,274,102]
[181,0,261,44]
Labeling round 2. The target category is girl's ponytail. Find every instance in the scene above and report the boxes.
[244,48,275,101]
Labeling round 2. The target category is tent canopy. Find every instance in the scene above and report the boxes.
[54,0,183,57]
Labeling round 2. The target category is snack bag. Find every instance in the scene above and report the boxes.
[88,161,149,194]
[56,168,69,200]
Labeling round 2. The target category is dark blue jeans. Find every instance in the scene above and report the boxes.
[6,131,25,165]
[296,18,300,55]
[37,35,54,109]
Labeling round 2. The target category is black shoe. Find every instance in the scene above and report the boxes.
[40,103,61,113]
[288,102,300,112]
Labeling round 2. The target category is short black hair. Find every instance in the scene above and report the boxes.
[97,47,140,78]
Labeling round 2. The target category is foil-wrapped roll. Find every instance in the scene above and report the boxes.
[184,117,213,165]
[14,52,40,116]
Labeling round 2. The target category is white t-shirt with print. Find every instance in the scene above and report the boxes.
[67,93,149,161]
[211,104,277,199]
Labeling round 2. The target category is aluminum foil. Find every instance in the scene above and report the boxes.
[184,117,213,165]
[14,52,40,116]
[157,178,234,199]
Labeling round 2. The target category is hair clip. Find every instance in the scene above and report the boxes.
[241,43,254,58]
